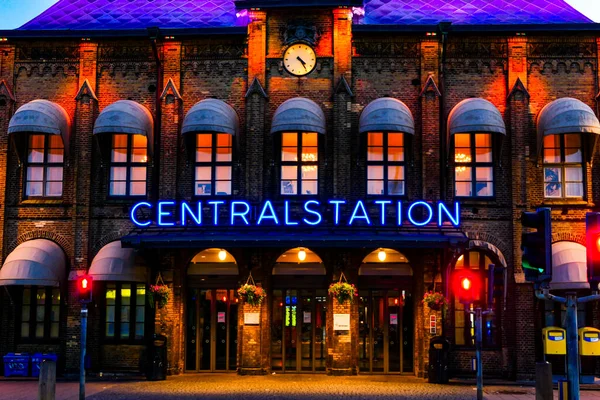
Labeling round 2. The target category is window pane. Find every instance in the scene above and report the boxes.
[368,132,383,146]
[368,146,383,161]
[50,323,59,339]
[122,285,131,305]
[197,133,212,148]
[565,147,582,163]
[51,305,60,323]
[475,147,492,163]
[475,133,491,148]
[543,149,561,163]
[215,181,231,195]
[26,182,44,197]
[543,134,560,148]
[196,147,212,162]
[301,165,318,180]
[120,321,130,339]
[195,166,212,181]
[545,183,562,198]
[566,183,583,197]
[37,288,46,304]
[46,167,63,181]
[455,149,471,164]
[21,305,30,322]
[387,165,404,180]
[110,166,127,181]
[368,166,383,180]
[28,148,44,163]
[282,132,298,147]
[216,166,231,181]
[111,147,127,163]
[475,167,493,181]
[302,147,318,162]
[282,165,297,180]
[281,180,297,195]
[135,323,144,340]
[216,147,232,162]
[132,134,147,148]
[388,133,403,146]
[476,182,494,197]
[49,135,62,148]
[47,148,64,163]
[564,134,581,148]
[454,133,470,148]
[36,305,45,322]
[368,180,384,195]
[388,147,404,162]
[131,148,148,163]
[27,166,44,181]
[130,166,147,181]
[29,134,45,149]
[455,182,472,197]
[302,180,318,195]
[35,324,44,338]
[21,323,30,338]
[136,285,146,307]
[110,182,126,196]
[565,167,583,182]
[455,166,472,182]
[282,147,297,162]
[106,323,115,337]
[195,182,212,196]
[388,181,405,195]
[45,182,63,197]
[106,285,116,306]
[217,133,232,147]
[302,132,318,147]
[112,134,127,148]
[129,181,146,196]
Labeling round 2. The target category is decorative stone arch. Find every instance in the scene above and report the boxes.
[551,232,585,247]
[92,230,129,258]
[463,230,510,269]
[9,230,72,257]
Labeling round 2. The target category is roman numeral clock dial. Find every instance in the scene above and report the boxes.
[283,44,316,77]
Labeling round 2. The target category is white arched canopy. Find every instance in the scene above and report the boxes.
[182,99,239,136]
[8,99,71,156]
[0,239,66,287]
[448,98,506,136]
[550,241,589,290]
[273,248,325,275]
[89,241,147,282]
[93,100,154,155]
[270,98,326,134]
[188,248,238,276]
[359,98,415,135]
[359,248,412,276]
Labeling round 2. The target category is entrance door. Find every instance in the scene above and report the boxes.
[271,289,327,372]
[186,288,238,372]
[358,289,413,373]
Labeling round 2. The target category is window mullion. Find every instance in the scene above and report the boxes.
[297,132,302,194]
[115,283,122,341]
[212,133,216,195]
[29,288,35,339]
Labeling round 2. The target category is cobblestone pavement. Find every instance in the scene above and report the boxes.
[1,374,600,400]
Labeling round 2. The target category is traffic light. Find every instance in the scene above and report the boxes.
[521,208,552,284]
[453,269,480,305]
[77,275,93,303]
[586,212,600,290]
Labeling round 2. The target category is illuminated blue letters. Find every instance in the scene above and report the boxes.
[375,200,391,225]
[408,201,433,226]
[438,202,460,226]
[131,202,152,227]
[284,201,298,226]
[208,201,224,225]
[181,201,202,226]
[328,200,346,225]
[231,201,250,225]
[349,200,371,225]
[303,200,322,225]
[158,201,175,226]
[257,200,279,225]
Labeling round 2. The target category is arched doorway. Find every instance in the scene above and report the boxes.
[185,248,239,372]
[270,247,327,373]
[357,248,414,374]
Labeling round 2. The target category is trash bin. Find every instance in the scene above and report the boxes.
[31,353,58,378]
[146,334,167,381]
[428,336,450,383]
[3,353,30,377]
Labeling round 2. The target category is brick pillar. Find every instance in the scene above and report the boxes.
[239,302,266,374]
[508,37,528,92]
[0,43,15,83]
[420,75,442,200]
[328,298,355,375]
[332,8,352,84]
[245,79,268,201]
[247,10,267,84]
[0,80,15,265]
[333,76,353,198]
[159,78,182,199]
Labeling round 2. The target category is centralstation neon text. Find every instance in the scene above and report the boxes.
[130,200,461,228]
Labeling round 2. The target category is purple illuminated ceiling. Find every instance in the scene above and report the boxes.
[18,0,592,30]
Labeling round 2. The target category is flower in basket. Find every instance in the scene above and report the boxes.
[237,284,266,307]
[422,291,448,312]
[149,284,170,309]
[328,282,358,305]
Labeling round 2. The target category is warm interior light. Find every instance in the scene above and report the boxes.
[596,237,600,252]
[298,249,307,262]
[218,249,227,261]
[222,296,227,302]
[461,278,471,290]
[378,249,387,262]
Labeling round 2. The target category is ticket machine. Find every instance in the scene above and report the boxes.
[542,327,566,355]
[578,327,600,384]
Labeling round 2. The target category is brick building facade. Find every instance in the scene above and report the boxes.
[0,0,599,381]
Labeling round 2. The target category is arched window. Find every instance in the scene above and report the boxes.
[195,133,232,196]
[281,132,318,195]
[367,132,405,195]
[452,250,501,347]
[543,134,583,198]
[25,133,64,197]
[109,134,148,196]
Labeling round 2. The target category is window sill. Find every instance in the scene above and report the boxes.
[540,199,591,207]
[19,199,69,206]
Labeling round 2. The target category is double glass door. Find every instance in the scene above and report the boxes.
[358,289,413,373]
[271,289,327,372]
[186,288,238,372]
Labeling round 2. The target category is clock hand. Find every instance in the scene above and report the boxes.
[296,56,307,69]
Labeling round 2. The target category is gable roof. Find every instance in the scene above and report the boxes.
[17,0,593,31]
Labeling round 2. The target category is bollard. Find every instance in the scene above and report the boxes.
[38,359,56,400]
[535,361,552,400]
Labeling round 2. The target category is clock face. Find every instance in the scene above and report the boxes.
[283,44,316,76]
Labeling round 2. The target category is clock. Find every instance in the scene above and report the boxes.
[283,43,316,76]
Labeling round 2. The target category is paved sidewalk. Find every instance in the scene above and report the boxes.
[1,374,600,400]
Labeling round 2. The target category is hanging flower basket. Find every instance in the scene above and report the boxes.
[237,273,266,307]
[422,291,448,312]
[149,284,170,309]
[328,273,358,305]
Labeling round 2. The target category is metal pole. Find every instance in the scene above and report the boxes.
[565,293,580,400]
[475,307,483,400]
[79,305,88,400]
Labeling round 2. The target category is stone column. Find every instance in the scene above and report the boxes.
[158,78,182,199]
[508,37,527,92]
[420,75,442,200]
[239,302,266,374]
[328,298,355,375]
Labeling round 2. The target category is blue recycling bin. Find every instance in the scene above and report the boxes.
[31,353,58,378]
[3,353,30,377]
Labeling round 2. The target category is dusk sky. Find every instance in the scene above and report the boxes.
[0,0,599,29]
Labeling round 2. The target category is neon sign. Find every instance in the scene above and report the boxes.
[130,199,461,228]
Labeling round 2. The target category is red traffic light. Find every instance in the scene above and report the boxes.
[453,270,479,305]
[77,275,93,303]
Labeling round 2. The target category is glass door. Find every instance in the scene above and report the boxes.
[271,289,327,373]
[358,289,413,374]
[186,288,238,372]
